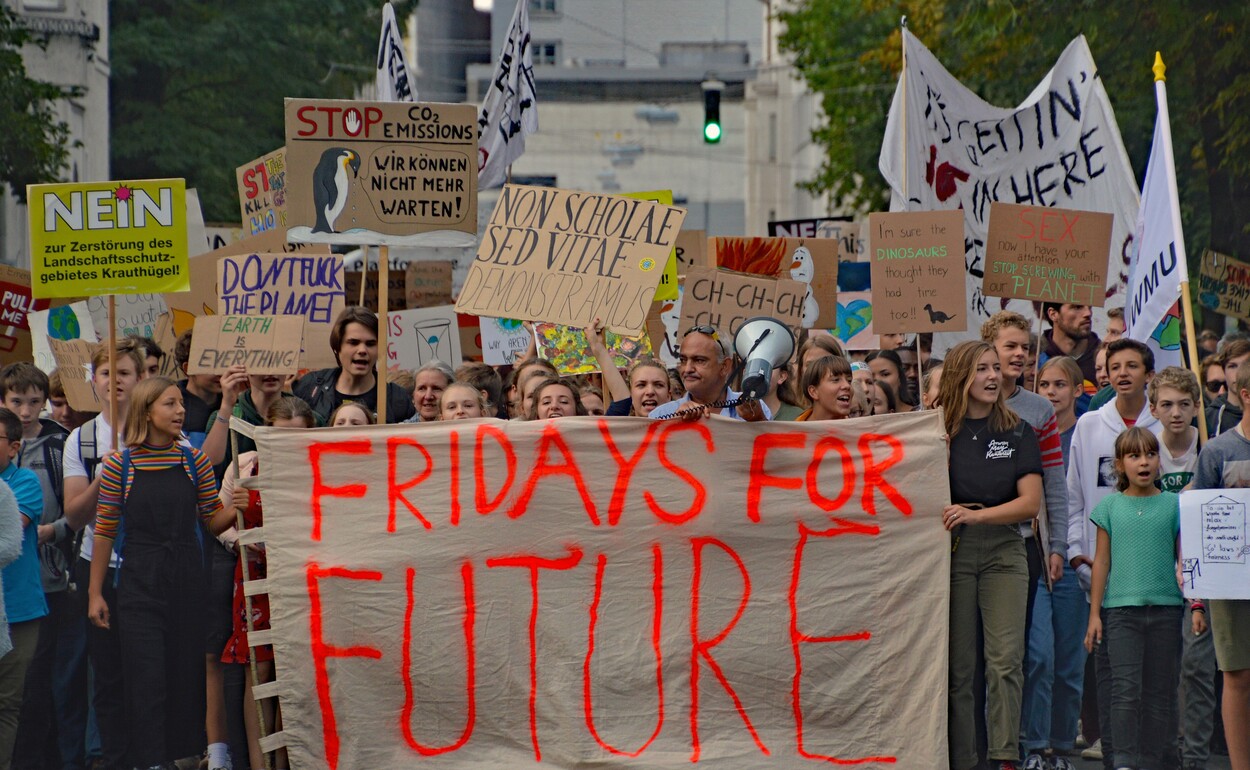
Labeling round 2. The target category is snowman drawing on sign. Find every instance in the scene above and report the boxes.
[789,243,819,327]
[659,288,683,367]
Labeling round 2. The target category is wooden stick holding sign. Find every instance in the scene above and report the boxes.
[108,296,117,447]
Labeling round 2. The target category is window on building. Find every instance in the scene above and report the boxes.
[768,114,777,162]
[528,0,559,15]
[533,41,560,66]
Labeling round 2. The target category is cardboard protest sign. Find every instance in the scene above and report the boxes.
[1198,249,1250,323]
[456,185,686,335]
[833,291,878,350]
[27,178,189,298]
[983,203,1112,305]
[386,305,462,372]
[711,237,838,328]
[252,410,951,770]
[187,315,303,374]
[1181,489,1250,600]
[868,210,967,334]
[405,260,454,307]
[673,230,707,270]
[679,266,805,340]
[30,302,96,375]
[83,294,181,380]
[237,147,289,238]
[217,253,345,370]
[47,337,100,411]
[0,266,52,365]
[480,317,531,365]
[622,191,680,301]
[345,271,406,312]
[768,219,864,263]
[535,324,653,375]
[284,99,478,246]
[457,313,483,362]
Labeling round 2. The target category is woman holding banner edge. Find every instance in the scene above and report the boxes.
[939,340,1043,770]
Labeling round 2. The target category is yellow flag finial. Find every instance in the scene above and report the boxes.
[1153,52,1166,82]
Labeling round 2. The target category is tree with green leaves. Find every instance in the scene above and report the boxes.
[109,0,417,223]
[0,5,77,202]
[778,1,1250,273]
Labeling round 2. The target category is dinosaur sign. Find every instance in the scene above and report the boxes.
[283,99,478,247]
[868,210,967,335]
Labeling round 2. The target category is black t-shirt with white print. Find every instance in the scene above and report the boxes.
[948,416,1043,509]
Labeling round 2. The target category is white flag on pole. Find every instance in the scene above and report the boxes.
[376,2,415,102]
[477,0,538,189]
[1124,75,1187,370]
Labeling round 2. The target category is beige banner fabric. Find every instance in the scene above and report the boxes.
[254,410,952,769]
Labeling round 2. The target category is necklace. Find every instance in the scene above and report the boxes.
[967,420,987,441]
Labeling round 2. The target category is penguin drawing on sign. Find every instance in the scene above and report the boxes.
[789,243,819,327]
[312,148,361,234]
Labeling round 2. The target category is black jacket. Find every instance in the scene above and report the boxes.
[293,367,416,425]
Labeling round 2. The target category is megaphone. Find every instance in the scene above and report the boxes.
[733,317,796,400]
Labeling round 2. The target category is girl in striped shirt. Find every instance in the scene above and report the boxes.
[86,376,227,769]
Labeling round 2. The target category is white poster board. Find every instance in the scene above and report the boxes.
[386,305,462,372]
[1180,488,1250,599]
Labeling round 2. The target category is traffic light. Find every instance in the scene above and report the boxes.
[702,79,724,144]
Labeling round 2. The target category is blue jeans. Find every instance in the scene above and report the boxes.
[1021,563,1088,752]
[1105,604,1182,770]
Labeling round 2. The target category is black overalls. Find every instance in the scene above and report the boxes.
[116,461,208,768]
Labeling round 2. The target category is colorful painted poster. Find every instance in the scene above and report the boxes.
[27,178,189,298]
[480,317,531,366]
[832,291,878,351]
[535,324,653,375]
[237,147,290,238]
[30,302,96,375]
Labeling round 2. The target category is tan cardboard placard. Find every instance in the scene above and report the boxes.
[679,266,805,340]
[711,237,838,328]
[405,260,454,307]
[673,230,707,269]
[345,271,407,312]
[455,185,686,335]
[187,315,304,374]
[1198,249,1250,323]
[284,99,478,246]
[983,202,1112,306]
[217,253,345,370]
[236,147,289,238]
[868,210,967,334]
[47,337,100,412]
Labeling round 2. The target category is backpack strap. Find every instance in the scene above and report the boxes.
[79,419,100,482]
[42,435,64,514]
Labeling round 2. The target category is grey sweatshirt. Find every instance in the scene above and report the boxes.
[1007,386,1069,559]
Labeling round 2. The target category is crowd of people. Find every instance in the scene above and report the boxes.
[0,300,1243,770]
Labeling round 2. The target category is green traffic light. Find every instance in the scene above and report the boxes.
[704,122,722,143]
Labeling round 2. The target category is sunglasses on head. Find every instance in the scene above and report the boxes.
[682,325,726,355]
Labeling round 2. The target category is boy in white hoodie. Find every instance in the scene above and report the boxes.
[1065,338,1157,769]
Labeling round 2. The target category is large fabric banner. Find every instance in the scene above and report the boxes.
[880,31,1139,354]
[253,411,952,769]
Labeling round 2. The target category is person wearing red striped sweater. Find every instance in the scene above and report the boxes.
[86,376,228,770]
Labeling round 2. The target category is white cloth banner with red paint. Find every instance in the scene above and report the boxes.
[255,411,951,769]
[880,30,1140,355]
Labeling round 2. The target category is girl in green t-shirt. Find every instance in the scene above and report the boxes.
[1083,427,1183,770]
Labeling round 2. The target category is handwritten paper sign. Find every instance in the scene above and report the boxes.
[405,260,454,307]
[252,410,950,770]
[712,237,839,328]
[983,202,1112,305]
[480,317,531,365]
[456,185,686,335]
[47,337,100,412]
[647,290,683,367]
[535,323,653,375]
[768,219,864,263]
[622,190,680,301]
[0,266,51,365]
[236,147,289,238]
[217,253,345,370]
[386,305,462,371]
[834,290,878,350]
[27,178,189,298]
[187,315,303,374]
[284,99,478,246]
[679,266,805,339]
[868,210,966,334]
[1181,489,1250,600]
[30,303,96,375]
[1198,249,1250,323]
